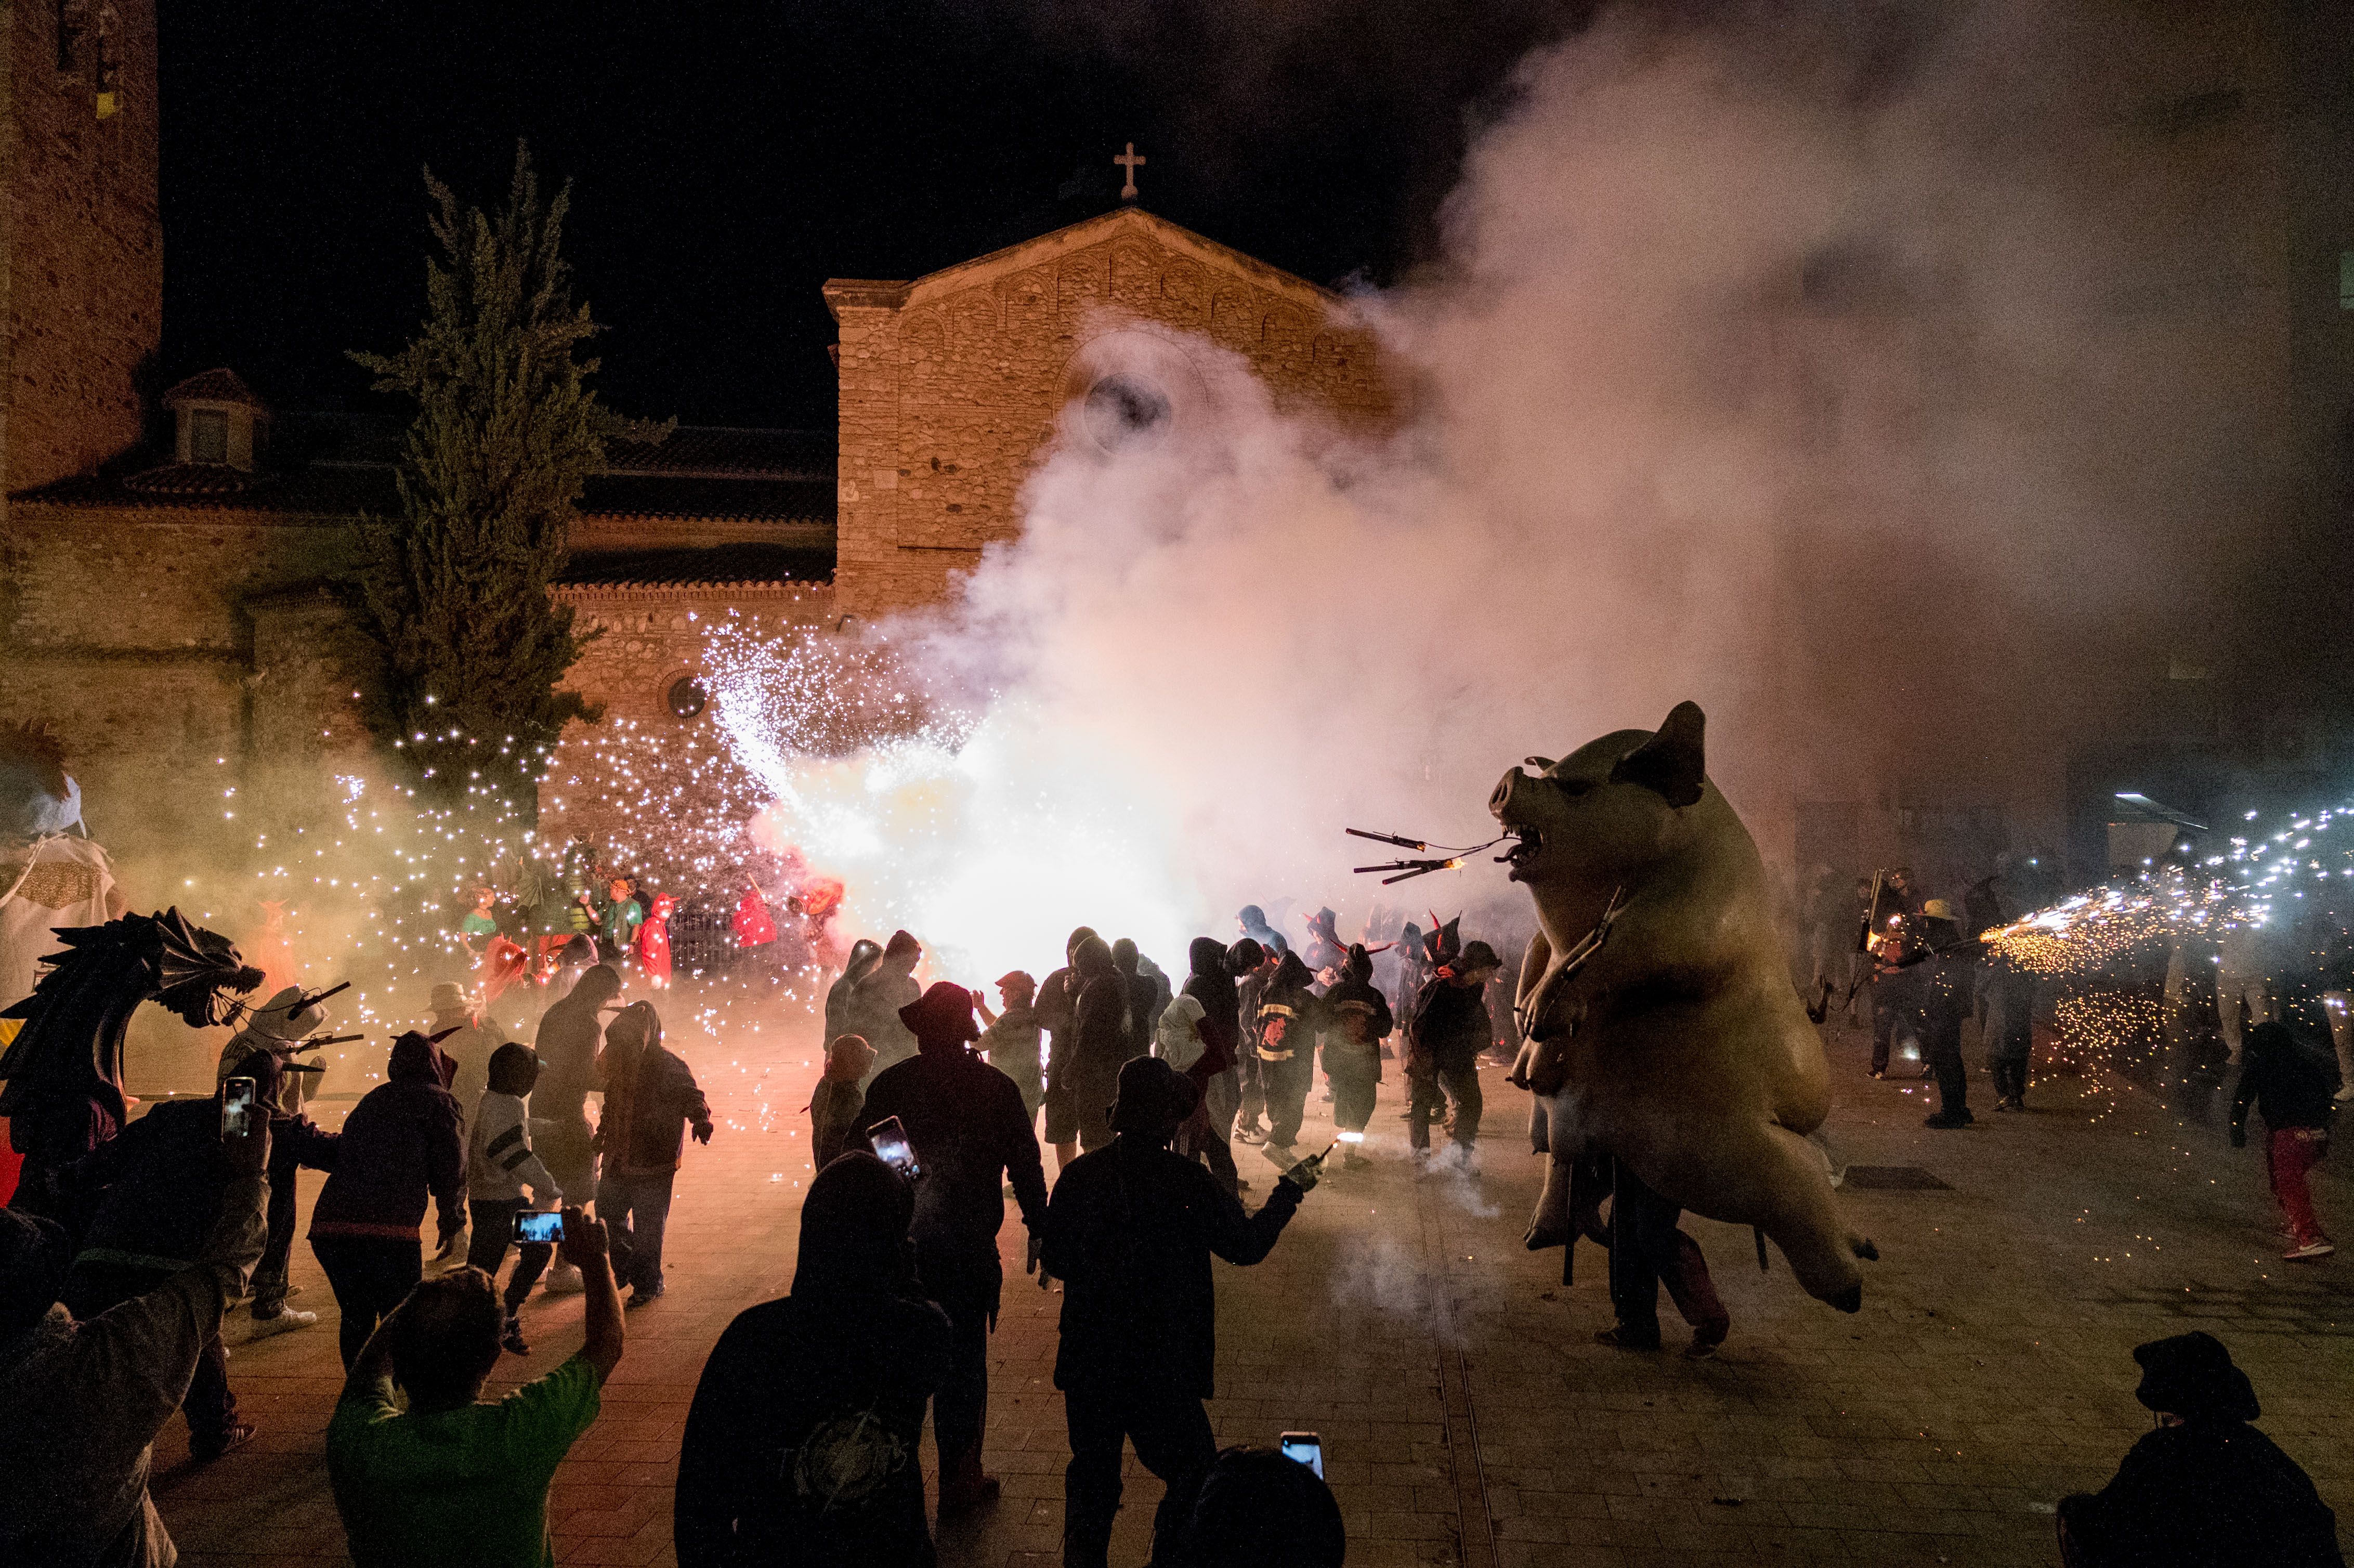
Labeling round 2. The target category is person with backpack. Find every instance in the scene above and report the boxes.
[675,1153,951,1565]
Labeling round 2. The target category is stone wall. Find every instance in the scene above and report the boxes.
[1,0,161,494]
[829,209,1394,618]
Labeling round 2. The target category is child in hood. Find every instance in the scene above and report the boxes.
[810,1034,877,1171]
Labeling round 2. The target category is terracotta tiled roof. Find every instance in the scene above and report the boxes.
[601,427,833,478]
[160,368,268,409]
[555,544,833,589]
[121,462,274,498]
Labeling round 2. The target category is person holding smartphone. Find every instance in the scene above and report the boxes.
[0,1090,269,1564]
[859,981,1049,1516]
[465,1043,566,1353]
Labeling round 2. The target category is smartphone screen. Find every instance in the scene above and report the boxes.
[511,1210,565,1246]
[1279,1431,1324,1479]
[867,1115,920,1178]
[220,1077,257,1140]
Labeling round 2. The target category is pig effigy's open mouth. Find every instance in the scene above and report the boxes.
[1505,826,1542,868]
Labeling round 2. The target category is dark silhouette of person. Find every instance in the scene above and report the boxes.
[859,982,1048,1515]
[1041,1055,1313,1567]
[675,1153,951,1566]
[2058,1331,2340,1567]
[1049,935,1135,1154]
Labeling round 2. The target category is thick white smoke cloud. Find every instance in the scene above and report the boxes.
[724,1,2275,976]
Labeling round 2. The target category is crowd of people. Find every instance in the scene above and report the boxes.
[3,855,2349,1566]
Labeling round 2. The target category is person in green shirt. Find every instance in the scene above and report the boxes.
[460,887,502,952]
[326,1206,624,1568]
[600,878,644,964]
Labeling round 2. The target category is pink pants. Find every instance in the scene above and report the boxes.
[2269,1127,2329,1245]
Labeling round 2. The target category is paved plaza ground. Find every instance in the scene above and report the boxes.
[149,1008,2353,1567]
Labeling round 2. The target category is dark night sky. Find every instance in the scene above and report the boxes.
[156,2,1585,432]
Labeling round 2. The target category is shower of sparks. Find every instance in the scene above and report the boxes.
[1980,802,2354,1114]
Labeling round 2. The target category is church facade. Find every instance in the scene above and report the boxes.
[0,0,1392,868]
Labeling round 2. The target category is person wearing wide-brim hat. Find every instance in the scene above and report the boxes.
[2057,1331,2341,1566]
[858,981,1049,1517]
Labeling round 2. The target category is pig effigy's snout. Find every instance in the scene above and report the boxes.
[1490,768,1527,819]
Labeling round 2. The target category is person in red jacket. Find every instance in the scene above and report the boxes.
[309,1031,466,1368]
[593,1000,712,1304]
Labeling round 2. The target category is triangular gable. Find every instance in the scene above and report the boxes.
[825,206,1342,319]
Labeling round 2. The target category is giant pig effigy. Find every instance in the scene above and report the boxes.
[1493,702,1875,1310]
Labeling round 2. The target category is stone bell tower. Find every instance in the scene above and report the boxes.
[0,0,161,497]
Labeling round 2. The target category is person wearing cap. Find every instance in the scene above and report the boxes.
[1406,939,1502,1168]
[859,982,1049,1513]
[675,1153,952,1565]
[531,962,620,1295]
[848,930,923,1091]
[593,999,713,1305]
[1914,899,1977,1129]
[309,1031,467,1368]
[2056,1331,2340,1566]
[1042,1055,1313,1567]
[216,983,341,1328]
[976,970,1044,1127]
[0,1102,268,1565]
[428,982,509,1144]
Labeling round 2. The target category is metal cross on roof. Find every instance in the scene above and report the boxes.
[1114,141,1146,202]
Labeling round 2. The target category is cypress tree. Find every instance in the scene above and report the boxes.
[349,143,660,822]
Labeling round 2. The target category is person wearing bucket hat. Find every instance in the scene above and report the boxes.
[861,980,1050,1516]
[1042,1055,1313,1567]
[1406,939,1502,1168]
[2056,1331,2339,1566]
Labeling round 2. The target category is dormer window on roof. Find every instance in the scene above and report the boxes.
[161,369,269,473]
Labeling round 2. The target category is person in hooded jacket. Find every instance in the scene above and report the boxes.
[1301,908,1346,978]
[594,999,713,1304]
[214,984,339,1329]
[1253,951,1325,1158]
[848,931,923,1090]
[1236,904,1289,957]
[859,982,1050,1514]
[1041,1056,1311,1567]
[2057,1331,2340,1567]
[1111,937,1167,1044]
[675,1153,952,1567]
[532,963,620,1295]
[55,1054,334,1460]
[1035,926,1097,1169]
[1051,934,1135,1154]
[310,1030,467,1368]
[824,939,883,1048]
[1171,937,1243,1195]
[1230,939,1273,1143]
[1320,944,1392,1162]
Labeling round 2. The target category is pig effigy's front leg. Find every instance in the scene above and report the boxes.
[1638,1118,1876,1311]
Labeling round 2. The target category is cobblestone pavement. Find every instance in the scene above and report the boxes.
[155,1012,2352,1567]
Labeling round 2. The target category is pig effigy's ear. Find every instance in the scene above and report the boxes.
[1609,702,1706,807]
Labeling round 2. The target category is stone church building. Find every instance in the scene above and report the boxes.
[0,0,1390,867]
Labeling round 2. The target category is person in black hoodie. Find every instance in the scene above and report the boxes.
[675,1152,952,1567]
[2057,1331,2340,1567]
[2231,1020,2338,1260]
[1252,951,1324,1159]
[1176,937,1243,1194]
[1230,938,1272,1142]
[858,982,1049,1515]
[1050,935,1134,1154]
[55,1054,336,1459]
[1042,1056,1310,1568]
[1035,925,1097,1170]
[1320,944,1391,1164]
[309,1030,466,1368]
[1406,941,1500,1167]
